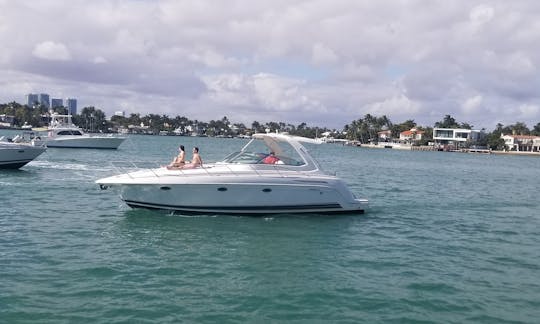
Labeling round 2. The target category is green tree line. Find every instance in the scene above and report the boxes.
[2,102,540,150]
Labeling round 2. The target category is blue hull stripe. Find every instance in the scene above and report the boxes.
[123,199,363,215]
[47,145,118,149]
[0,159,32,169]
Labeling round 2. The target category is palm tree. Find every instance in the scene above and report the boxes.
[511,122,529,135]
[532,122,540,136]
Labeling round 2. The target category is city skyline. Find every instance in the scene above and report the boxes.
[24,93,77,115]
[1,1,540,129]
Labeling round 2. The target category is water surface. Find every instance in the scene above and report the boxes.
[1,133,539,323]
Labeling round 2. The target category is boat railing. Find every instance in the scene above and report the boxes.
[109,161,323,180]
[110,161,162,178]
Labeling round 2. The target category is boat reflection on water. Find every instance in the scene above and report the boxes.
[97,133,368,215]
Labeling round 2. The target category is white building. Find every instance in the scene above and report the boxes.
[433,128,482,147]
[377,130,392,141]
[0,114,15,128]
[501,134,540,152]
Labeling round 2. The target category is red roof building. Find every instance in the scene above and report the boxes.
[399,128,425,141]
[501,134,540,152]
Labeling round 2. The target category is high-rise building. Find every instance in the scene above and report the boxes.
[51,98,63,108]
[66,98,77,115]
[38,93,50,108]
[25,93,39,107]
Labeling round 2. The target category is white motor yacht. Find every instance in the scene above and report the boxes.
[0,140,46,169]
[38,114,125,149]
[96,133,368,215]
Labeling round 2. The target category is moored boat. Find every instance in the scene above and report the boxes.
[37,113,125,149]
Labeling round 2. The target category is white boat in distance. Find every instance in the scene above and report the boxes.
[96,133,368,215]
[0,140,46,169]
[39,114,125,149]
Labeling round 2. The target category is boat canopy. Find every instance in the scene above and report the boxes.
[49,113,76,128]
[251,133,323,145]
[220,133,322,170]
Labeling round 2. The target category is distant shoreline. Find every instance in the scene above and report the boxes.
[354,143,540,156]
[490,150,540,156]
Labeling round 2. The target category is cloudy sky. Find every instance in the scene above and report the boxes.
[1,0,539,129]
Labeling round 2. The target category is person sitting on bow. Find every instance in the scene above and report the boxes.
[181,147,203,169]
[166,145,186,169]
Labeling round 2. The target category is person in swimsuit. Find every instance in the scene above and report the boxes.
[166,145,186,169]
[181,147,203,169]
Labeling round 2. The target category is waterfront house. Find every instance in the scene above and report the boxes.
[0,114,15,128]
[186,124,206,136]
[500,134,540,152]
[378,130,392,141]
[399,128,425,142]
[433,128,482,148]
[127,123,151,134]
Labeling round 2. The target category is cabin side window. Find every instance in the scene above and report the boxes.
[57,130,83,136]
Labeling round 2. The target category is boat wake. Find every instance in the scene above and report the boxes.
[28,160,110,172]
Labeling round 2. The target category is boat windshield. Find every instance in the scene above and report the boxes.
[57,130,83,136]
[221,138,306,166]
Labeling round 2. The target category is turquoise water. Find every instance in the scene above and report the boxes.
[1,132,539,323]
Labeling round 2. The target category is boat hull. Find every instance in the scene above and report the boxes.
[44,136,125,149]
[0,145,46,169]
[108,176,366,215]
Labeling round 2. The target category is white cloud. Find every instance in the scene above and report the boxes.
[114,29,150,55]
[1,0,540,129]
[469,4,495,26]
[92,56,107,64]
[365,94,421,117]
[462,95,483,114]
[518,104,540,118]
[187,47,243,68]
[335,62,375,81]
[481,51,536,76]
[311,43,338,65]
[32,41,72,61]
[203,73,323,115]
[506,52,535,75]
